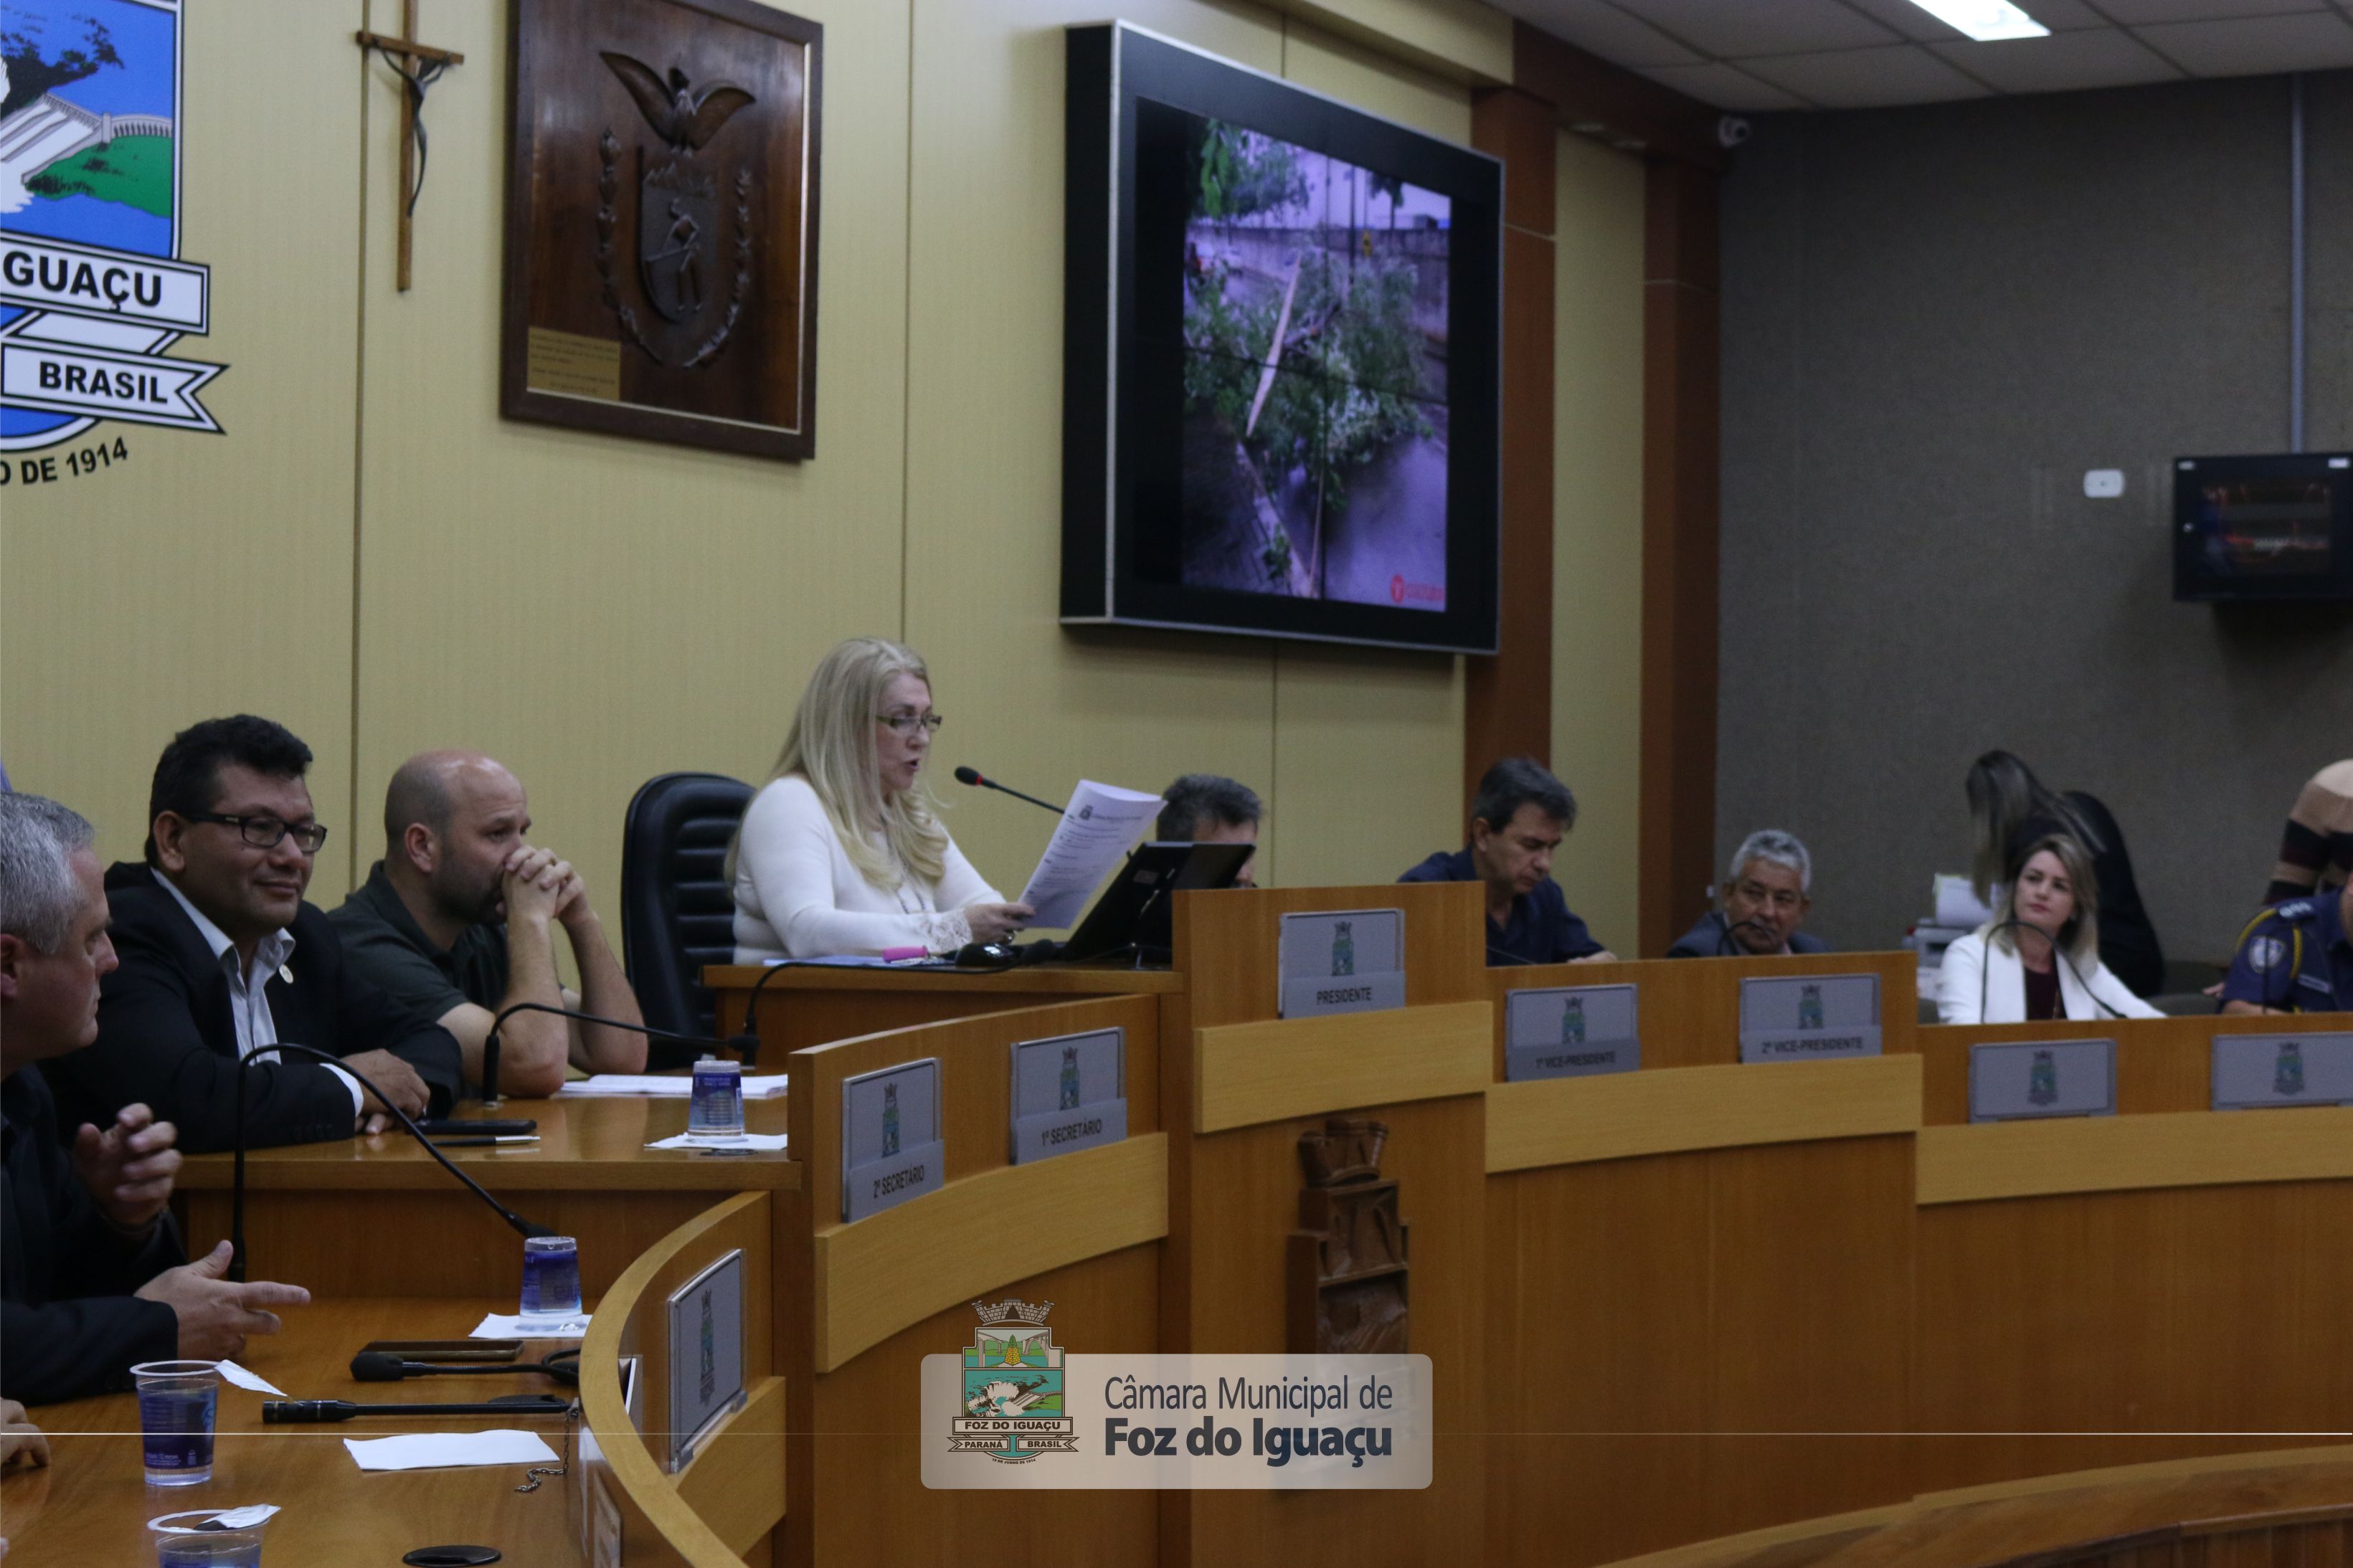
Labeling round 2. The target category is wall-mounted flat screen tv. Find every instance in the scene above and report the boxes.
[2173,452,2353,602]
[1062,23,1502,653]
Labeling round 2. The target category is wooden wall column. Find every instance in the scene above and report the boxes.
[1464,90,1560,814]
[1510,21,1722,956]
[1637,161,1720,956]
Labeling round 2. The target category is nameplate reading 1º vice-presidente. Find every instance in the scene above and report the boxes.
[2212,1032,2353,1109]
[841,1058,944,1222]
[1969,1038,2116,1122]
[1010,1027,1127,1164]
[1736,973,1882,1063]
[1505,984,1639,1081]
[1277,908,1406,1020]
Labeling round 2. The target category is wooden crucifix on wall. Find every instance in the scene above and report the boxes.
[356,1,465,292]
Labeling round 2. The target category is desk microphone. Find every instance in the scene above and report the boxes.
[481,1001,753,1106]
[1714,917,1780,956]
[952,766,1064,817]
[1976,919,2122,1022]
[351,1351,578,1386]
[252,1042,558,1243]
[264,1394,572,1423]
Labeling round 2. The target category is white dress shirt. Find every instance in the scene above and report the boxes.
[731,776,1002,960]
[1936,925,2164,1025]
[151,870,364,1116]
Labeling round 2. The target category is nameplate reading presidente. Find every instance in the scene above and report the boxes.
[1277,908,1406,1020]
[1010,1027,1128,1164]
[1505,984,1639,1081]
[1969,1038,2116,1122]
[841,1058,944,1222]
[1736,974,1881,1063]
[2212,1032,2353,1110]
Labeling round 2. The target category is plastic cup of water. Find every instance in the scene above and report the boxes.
[131,1361,219,1487]
[148,1508,269,1566]
[687,1055,746,1140]
[519,1234,582,1318]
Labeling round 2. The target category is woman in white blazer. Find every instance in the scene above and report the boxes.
[1938,832,2162,1025]
[727,637,1033,961]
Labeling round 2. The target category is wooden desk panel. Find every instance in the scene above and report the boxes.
[1914,1012,2353,1125]
[1591,1447,2353,1568]
[1913,1179,2353,1495]
[1489,951,1920,1074]
[708,961,1181,1059]
[1,1299,583,1567]
[1487,1132,1918,1567]
[172,1095,796,1299]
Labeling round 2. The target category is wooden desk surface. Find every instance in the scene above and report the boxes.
[1,1299,585,1567]
[173,1093,797,1192]
[704,961,1185,995]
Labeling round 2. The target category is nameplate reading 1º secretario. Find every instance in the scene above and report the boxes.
[2212,1032,2353,1110]
[1969,1038,2116,1122]
[841,1058,944,1222]
[1504,984,1639,1081]
[1009,1027,1128,1164]
[1277,908,1406,1020]
[1736,974,1882,1063]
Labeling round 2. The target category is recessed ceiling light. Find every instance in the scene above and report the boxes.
[1903,0,2050,41]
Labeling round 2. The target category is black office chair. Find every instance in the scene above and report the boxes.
[620,771,754,1060]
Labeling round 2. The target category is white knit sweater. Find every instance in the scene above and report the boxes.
[731,776,1002,960]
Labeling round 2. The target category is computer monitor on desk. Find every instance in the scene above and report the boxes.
[1056,840,1256,965]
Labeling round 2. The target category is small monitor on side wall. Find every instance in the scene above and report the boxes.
[2174,452,2353,603]
[1062,23,1502,655]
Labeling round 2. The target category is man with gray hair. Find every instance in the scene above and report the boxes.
[1,794,309,1403]
[1667,830,1827,959]
[1155,774,1262,888]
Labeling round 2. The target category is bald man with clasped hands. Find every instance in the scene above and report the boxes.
[0,794,308,1405]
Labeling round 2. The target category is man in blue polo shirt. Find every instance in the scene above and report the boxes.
[2220,880,2353,1015]
[1401,757,1616,967]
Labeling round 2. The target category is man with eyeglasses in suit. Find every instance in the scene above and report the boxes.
[45,716,464,1152]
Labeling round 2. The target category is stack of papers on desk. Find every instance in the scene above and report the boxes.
[557,1073,788,1098]
[344,1430,560,1472]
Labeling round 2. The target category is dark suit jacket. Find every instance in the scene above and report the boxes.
[2,1065,182,1404]
[44,863,465,1153]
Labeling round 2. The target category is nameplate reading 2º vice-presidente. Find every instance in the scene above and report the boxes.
[1277,908,1406,1020]
[1009,1027,1127,1164]
[1969,1038,2116,1122]
[1505,984,1639,1081]
[1736,974,1881,1063]
[841,1058,944,1222]
[2212,1032,2353,1110]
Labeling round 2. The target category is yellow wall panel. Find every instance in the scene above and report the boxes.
[3,0,1649,969]
[346,0,911,915]
[0,0,364,888]
[1548,130,1647,956]
[899,0,1286,896]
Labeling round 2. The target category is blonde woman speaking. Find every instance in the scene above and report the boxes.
[729,638,1033,960]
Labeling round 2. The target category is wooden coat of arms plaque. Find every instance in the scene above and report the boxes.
[501,0,820,460]
[1287,1117,1409,1354]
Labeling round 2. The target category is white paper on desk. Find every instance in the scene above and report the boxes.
[215,1359,286,1397]
[557,1073,788,1099]
[1017,779,1165,930]
[1932,873,1997,930]
[645,1131,790,1152]
[473,1311,591,1341]
[343,1429,559,1473]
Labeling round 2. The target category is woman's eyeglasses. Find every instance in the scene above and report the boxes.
[875,712,944,736]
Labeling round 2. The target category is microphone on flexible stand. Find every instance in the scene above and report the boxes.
[351,1351,577,1385]
[480,1001,755,1106]
[952,766,1065,817]
[229,1050,248,1283]
[1713,916,1782,957]
[264,1394,572,1424]
[257,1042,557,1241]
[1976,918,2121,1021]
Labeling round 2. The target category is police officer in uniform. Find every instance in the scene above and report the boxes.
[2220,880,2353,1015]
